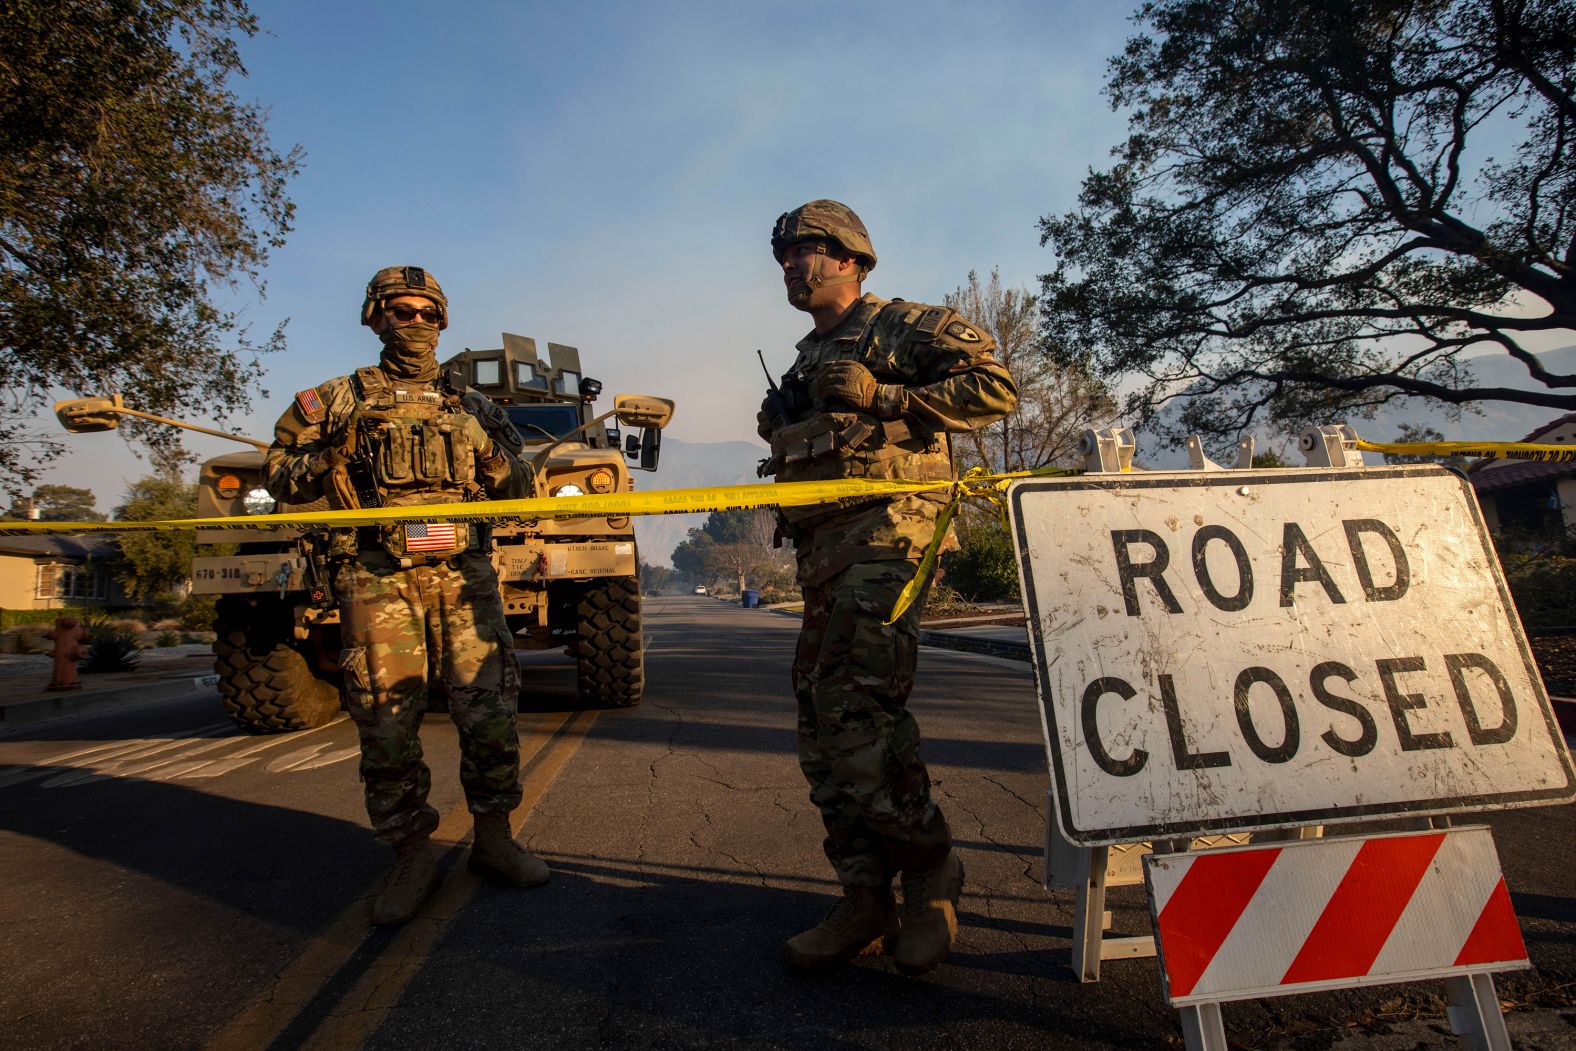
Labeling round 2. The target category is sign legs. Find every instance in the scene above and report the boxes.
[1177,1003,1228,1051]
[1048,790,1159,982]
[1445,974,1511,1051]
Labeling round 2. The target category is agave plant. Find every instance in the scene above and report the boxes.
[81,626,143,674]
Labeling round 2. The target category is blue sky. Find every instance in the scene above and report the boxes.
[48,0,1141,506]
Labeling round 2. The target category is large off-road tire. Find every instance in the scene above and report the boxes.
[576,577,644,707]
[213,596,342,734]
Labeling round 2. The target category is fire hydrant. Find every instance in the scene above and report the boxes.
[46,616,90,691]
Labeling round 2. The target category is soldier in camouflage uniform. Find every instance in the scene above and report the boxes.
[264,266,549,926]
[758,201,1018,974]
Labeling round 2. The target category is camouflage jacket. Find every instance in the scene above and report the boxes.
[264,364,531,510]
[765,293,1017,584]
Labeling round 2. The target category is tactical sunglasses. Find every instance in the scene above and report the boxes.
[386,304,442,323]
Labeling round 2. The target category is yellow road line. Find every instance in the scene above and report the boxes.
[205,709,596,1051]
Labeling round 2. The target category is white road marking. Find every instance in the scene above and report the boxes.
[1,715,354,790]
[266,739,361,773]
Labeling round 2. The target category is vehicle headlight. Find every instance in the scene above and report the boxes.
[588,468,615,493]
[243,487,276,515]
[551,483,585,498]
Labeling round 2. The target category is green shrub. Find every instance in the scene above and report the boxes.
[155,630,181,647]
[943,527,1021,602]
[81,626,142,673]
[2,623,54,654]
[0,607,90,630]
[1501,553,1576,631]
[178,594,218,630]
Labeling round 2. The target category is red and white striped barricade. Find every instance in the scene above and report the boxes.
[1144,826,1527,1051]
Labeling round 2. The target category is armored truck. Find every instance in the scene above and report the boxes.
[56,334,672,733]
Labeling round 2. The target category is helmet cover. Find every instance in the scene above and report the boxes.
[360,265,449,329]
[770,200,876,272]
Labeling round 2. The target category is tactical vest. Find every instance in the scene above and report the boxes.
[352,366,481,500]
[769,299,955,525]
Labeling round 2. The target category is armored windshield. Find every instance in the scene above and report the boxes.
[505,404,582,442]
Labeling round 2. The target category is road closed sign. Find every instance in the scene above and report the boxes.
[1010,465,1575,846]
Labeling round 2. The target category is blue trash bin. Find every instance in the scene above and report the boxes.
[742,589,761,608]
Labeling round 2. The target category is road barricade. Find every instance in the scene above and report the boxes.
[1011,423,1573,1046]
[1145,826,1527,1049]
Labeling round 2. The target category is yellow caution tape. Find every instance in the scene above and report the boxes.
[4,431,1559,621]
[0,478,959,536]
[883,463,1082,624]
[1354,438,1576,463]
[0,465,1083,625]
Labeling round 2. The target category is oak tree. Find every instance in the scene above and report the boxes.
[0,0,300,489]
[113,472,198,601]
[945,268,1115,472]
[1039,0,1575,449]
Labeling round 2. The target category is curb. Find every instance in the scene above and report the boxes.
[0,673,219,729]
[918,630,1031,662]
[1552,696,1576,736]
[747,603,1034,663]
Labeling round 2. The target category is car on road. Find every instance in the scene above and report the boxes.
[694,585,708,595]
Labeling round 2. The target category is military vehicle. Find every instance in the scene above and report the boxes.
[55,334,673,733]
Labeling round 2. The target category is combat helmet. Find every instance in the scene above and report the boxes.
[771,200,877,273]
[360,265,449,330]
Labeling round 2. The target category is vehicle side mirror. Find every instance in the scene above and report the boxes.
[613,394,674,430]
[639,426,661,471]
[55,395,125,433]
[624,428,662,471]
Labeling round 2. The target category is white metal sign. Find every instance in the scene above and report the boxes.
[1011,466,1575,846]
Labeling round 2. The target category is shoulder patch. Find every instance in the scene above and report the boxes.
[945,320,983,343]
[294,387,326,424]
[352,366,393,403]
[914,307,948,337]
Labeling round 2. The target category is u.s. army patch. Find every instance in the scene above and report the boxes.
[945,321,982,343]
[294,387,326,424]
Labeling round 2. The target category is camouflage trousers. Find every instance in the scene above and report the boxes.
[334,551,523,847]
[793,558,951,888]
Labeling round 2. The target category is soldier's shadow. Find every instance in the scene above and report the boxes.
[0,765,383,933]
[370,853,1154,1050]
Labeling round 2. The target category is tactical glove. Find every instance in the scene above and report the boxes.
[462,390,525,457]
[312,403,362,476]
[757,399,777,442]
[812,361,905,419]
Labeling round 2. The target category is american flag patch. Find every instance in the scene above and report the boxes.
[405,521,459,552]
[295,387,326,424]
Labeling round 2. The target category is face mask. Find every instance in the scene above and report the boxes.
[379,322,440,380]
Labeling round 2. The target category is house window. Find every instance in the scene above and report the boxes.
[37,563,107,601]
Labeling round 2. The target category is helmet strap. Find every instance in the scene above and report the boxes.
[805,248,861,290]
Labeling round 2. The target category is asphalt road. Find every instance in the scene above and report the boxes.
[1,596,1573,1050]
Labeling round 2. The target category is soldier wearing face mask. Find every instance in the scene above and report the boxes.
[264,266,543,926]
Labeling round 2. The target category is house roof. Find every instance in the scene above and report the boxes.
[1468,412,1576,494]
[0,534,121,561]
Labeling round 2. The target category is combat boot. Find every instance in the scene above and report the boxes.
[894,852,965,975]
[783,886,899,970]
[371,839,439,926]
[468,812,550,887]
